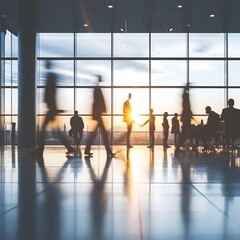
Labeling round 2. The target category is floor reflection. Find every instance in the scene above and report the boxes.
[1,146,240,239]
[85,156,111,240]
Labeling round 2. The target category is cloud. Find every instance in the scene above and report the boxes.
[194,44,211,53]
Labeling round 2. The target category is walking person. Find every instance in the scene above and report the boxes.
[36,61,74,156]
[177,83,194,151]
[84,75,115,157]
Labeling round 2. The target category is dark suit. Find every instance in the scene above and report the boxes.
[162,116,169,147]
[171,116,180,147]
[206,111,219,140]
[221,107,240,148]
[70,115,84,146]
[143,115,155,147]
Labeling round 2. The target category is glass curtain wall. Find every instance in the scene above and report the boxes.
[2,31,18,144]
[2,32,240,145]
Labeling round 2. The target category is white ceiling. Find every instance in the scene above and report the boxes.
[0,0,240,34]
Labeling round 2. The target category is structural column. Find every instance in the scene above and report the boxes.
[18,0,37,148]
[0,24,6,145]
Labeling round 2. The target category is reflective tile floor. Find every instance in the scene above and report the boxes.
[1,145,240,240]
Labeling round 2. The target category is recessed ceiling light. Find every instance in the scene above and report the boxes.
[108,5,113,8]
[178,5,183,8]
[84,24,88,27]
[168,27,174,32]
[120,28,124,32]
[2,14,5,18]
[210,14,215,18]
[187,24,191,27]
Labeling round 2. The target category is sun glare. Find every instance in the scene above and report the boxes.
[131,111,143,125]
[130,98,149,125]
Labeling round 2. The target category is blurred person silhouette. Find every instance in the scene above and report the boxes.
[69,110,84,149]
[178,83,194,150]
[141,108,155,148]
[171,113,180,148]
[36,61,74,156]
[84,75,115,157]
[181,84,193,137]
[221,98,240,149]
[204,106,220,149]
[123,93,134,148]
[162,112,171,149]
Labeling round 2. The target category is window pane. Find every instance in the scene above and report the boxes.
[37,88,46,114]
[37,116,72,133]
[82,116,111,132]
[191,89,224,115]
[113,89,149,122]
[114,60,149,86]
[37,88,74,115]
[189,61,224,86]
[5,60,18,86]
[37,88,74,114]
[189,33,224,57]
[228,34,240,57]
[114,33,149,57]
[57,89,74,113]
[228,90,240,108]
[76,60,111,86]
[76,88,92,114]
[151,33,187,57]
[5,31,18,58]
[5,89,18,114]
[151,88,183,117]
[113,116,151,145]
[38,60,74,86]
[77,33,111,57]
[76,88,111,115]
[4,116,18,145]
[39,33,74,57]
[229,61,240,86]
[151,60,187,86]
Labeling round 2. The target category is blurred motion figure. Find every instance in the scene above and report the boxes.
[84,75,115,157]
[36,61,74,155]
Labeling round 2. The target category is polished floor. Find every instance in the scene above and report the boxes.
[1,145,240,240]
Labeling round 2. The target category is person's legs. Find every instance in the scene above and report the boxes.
[149,131,154,147]
[163,130,167,147]
[73,131,78,147]
[37,111,53,154]
[98,118,114,155]
[85,124,98,154]
[174,133,179,148]
[56,127,74,154]
[78,131,83,147]
[127,122,133,147]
